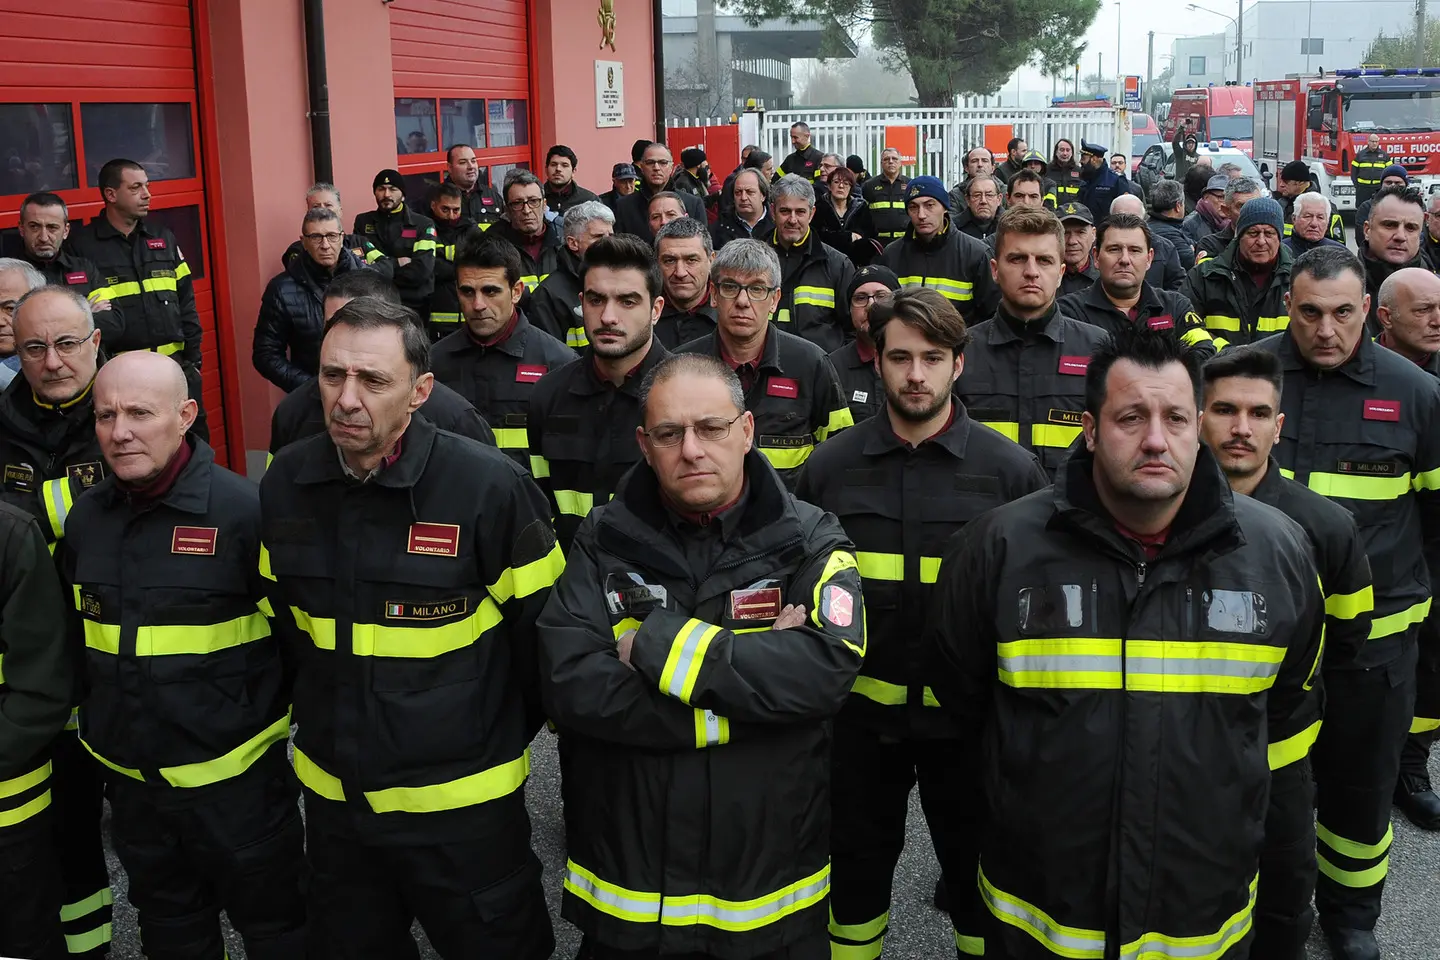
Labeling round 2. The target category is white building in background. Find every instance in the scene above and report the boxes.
[1170,0,1421,89]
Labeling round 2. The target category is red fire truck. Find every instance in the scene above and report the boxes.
[1163,85,1254,156]
[1254,69,1440,213]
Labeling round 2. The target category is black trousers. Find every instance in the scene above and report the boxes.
[51,730,112,958]
[1400,619,1440,783]
[106,753,306,960]
[1313,639,1417,931]
[827,722,981,959]
[304,789,553,960]
[0,814,66,960]
[576,933,830,959]
[1251,757,1315,959]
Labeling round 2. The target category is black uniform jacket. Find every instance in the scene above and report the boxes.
[879,216,1000,325]
[253,248,368,391]
[425,215,477,336]
[1058,281,1216,359]
[1181,242,1293,347]
[352,204,438,309]
[23,247,125,346]
[528,246,588,349]
[826,340,882,425]
[859,174,911,242]
[538,450,864,958]
[0,374,105,548]
[765,226,857,354]
[655,295,718,351]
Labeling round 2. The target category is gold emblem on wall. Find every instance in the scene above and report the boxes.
[598,0,616,51]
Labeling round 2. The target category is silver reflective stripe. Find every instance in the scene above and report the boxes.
[1126,657,1281,680]
[661,872,830,925]
[702,710,722,746]
[981,882,1106,955]
[43,478,70,536]
[1120,894,1255,958]
[664,621,711,699]
[565,867,661,920]
[997,654,1121,674]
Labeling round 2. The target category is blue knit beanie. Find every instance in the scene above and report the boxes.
[1234,197,1285,238]
[905,176,950,209]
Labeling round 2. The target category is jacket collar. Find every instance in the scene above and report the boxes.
[89,212,153,241]
[860,399,972,460]
[1079,278,1165,316]
[1278,325,1376,386]
[570,338,668,398]
[710,324,783,374]
[1249,455,1288,507]
[95,435,213,514]
[984,302,1065,344]
[293,409,438,489]
[461,310,535,360]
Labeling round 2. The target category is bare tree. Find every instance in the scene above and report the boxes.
[665,46,733,120]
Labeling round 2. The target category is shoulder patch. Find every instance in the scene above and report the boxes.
[820,583,854,627]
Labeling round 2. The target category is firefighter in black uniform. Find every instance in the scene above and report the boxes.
[352,169,438,315]
[879,177,999,324]
[861,148,911,245]
[676,238,852,490]
[1182,197,1294,346]
[444,145,504,230]
[1199,345,1375,960]
[425,182,476,338]
[491,170,566,294]
[926,324,1325,960]
[828,265,897,424]
[261,297,561,959]
[538,351,865,960]
[0,496,72,960]
[956,206,1109,479]
[798,287,1048,960]
[767,175,856,353]
[70,158,210,442]
[0,287,113,958]
[528,200,616,349]
[1058,212,1218,357]
[16,192,121,344]
[779,120,827,183]
[528,235,669,553]
[432,235,576,470]
[654,217,719,350]
[1352,134,1391,208]
[267,271,496,455]
[1256,246,1440,960]
[60,351,306,960]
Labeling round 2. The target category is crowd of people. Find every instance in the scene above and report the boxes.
[0,119,1438,960]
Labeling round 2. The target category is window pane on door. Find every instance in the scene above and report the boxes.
[395,99,438,155]
[146,205,205,280]
[440,99,487,152]
[0,104,77,195]
[488,101,529,148]
[81,103,195,186]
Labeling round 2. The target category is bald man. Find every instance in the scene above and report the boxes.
[58,350,307,960]
[1108,193,1186,291]
[1376,266,1440,830]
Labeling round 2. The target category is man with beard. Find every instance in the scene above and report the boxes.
[828,264,898,424]
[1195,177,1263,263]
[861,147,911,244]
[1182,197,1293,345]
[543,145,600,215]
[529,201,615,349]
[1057,203,1099,298]
[614,143,706,238]
[352,169,438,313]
[491,170,565,293]
[1284,192,1346,258]
[1183,174,1230,249]
[670,148,712,202]
[954,175,1001,242]
[653,217,718,350]
[424,182,478,339]
[1076,140,1127,223]
[444,144,504,229]
[880,176,999,324]
[955,205,1108,478]
[1360,184,1428,335]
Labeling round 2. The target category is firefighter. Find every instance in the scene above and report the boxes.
[527,235,670,552]
[0,494,71,960]
[1355,166,1410,232]
[779,120,826,182]
[424,182,477,339]
[60,351,306,959]
[261,296,560,958]
[1057,203,1099,297]
[671,148,712,203]
[1019,152,1058,209]
[0,287,113,958]
[676,238,852,489]
[1075,140,1127,223]
[927,322,1325,960]
[765,175,856,353]
[431,234,575,469]
[268,270,496,455]
[1057,212,1216,357]
[797,287,1047,960]
[290,183,391,277]
[1422,192,1440,270]
[16,193,119,342]
[1181,197,1293,345]
[491,170,565,294]
[1360,184,1428,335]
[252,207,369,391]
[654,217,718,350]
[1255,246,1440,960]
[529,201,616,349]
[444,144,504,229]
[880,176,999,324]
[955,206,1108,479]
[537,351,865,960]
[1004,169,1048,211]
[1107,194,1186,291]
[1275,161,1346,244]
[352,169,437,316]
[0,260,44,390]
[1284,192,1346,257]
[828,264,898,424]
[1374,267,1440,831]
[1195,177,1264,263]
[1352,134,1391,208]
[1199,345,1375,959]
[711,168,773,250]
[70,157,210,442]
[544,144,601,215]
[861,147,911,244]
[1049,139,1082,206]
[614,144,706,239]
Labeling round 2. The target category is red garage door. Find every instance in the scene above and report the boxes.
[390,0,536,192]
[1,0,230,465]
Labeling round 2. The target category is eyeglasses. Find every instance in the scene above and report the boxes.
[507,198,544,211]
[638,158,673,167]
[851,290,893,307]
[303,232,344,245]
[643,412,745,447]
[19,336,89,362]
[969,191,999,201]
[715,279,777,301]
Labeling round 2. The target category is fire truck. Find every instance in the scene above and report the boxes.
[1254,68,1440,213]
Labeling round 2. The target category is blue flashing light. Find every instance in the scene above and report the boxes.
[1220,139,1233,147]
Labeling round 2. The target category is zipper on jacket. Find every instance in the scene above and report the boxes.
[1135,561,1147,587]
[693,535,805,599]
[1185,587,1196,639]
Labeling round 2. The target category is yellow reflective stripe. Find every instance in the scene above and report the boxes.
[151,341,185,357]
[850,676,940,707]
[174,261,192,280]
[774,308,792,324]
[410,239,439,253]
[0,790,51,828]
[1370,598,1432,639]
[521,274,541,292]
[1410,716,1440,734]
[1412,465,1440,490]
[87,286,118,302]
[0,651,5,685]
[0,761,49,799]
[980,420,1020,442]
[141,277,177,293]
[64,921,113,955]
[693,708,730,748]
[661,865,830,931]
[920,556,941,583]
[612,617,642,640]
[1325,585,1373,620]
[429,312,461,324]
[1283,223,1295,237]
[816,405,854,442]
[555,489,595,517]
[981,867,1108,958]
[1269,718,1322,770]
[442,243,456,260]
[492,427,528,449]
[365,248,386,263]
[157,711,291,788]
[1196,250,1214,263]
[1317,853,1390,888]
[829,906,888,945]
[103,281,143,298]
[758,444,814,470]
[957,931,985,956]
[78,738,145,780]
[1125,639,1286,695]
[259,543,276,582]
[529,455,550,478]
[82,612,272,657]
[997,637,1124,689]
[489,542,565,604]
[364,748,529,813]
[60,887,113,923]
[1119,875,1256,959]
[897,276,972,301]
[856,552,902,581]
[793,285,836,308]
[1031,423,1081,449]
[292,744,345,801]
[1179,327,1215,347]
[566,326,589,349]
[1307,470,1413,500]
[1318,822,1392,860]
[810,549,864,656]
[1256,315,1289,332]
[42,477,74,540]
[353,598,502,658]
[1204,315,1242,331]
[658,618,722,704]
[565,859,664,923]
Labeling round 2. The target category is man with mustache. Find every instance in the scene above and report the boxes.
[352,169,439,314]
[1182,197,1292,345]
[1199,345,1374,959]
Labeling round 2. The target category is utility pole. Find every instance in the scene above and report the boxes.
[1236,0,1243,83]
[1417,0,1428,69]
[1146,31,1155,112]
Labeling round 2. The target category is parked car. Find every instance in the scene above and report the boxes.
[1134,141,1269,198]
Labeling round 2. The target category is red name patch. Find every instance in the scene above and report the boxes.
[766,377,800,398]
[1058,355,1090,376]
[515,364,547,383]
[171,526,218,555]
[146,238,166,250]
[408,522,460,557]
[729,587,782,621]
[1363,399,1401,422]
[1148,314,1174,330]
[401,228,418,239]
[64,272,88,285]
